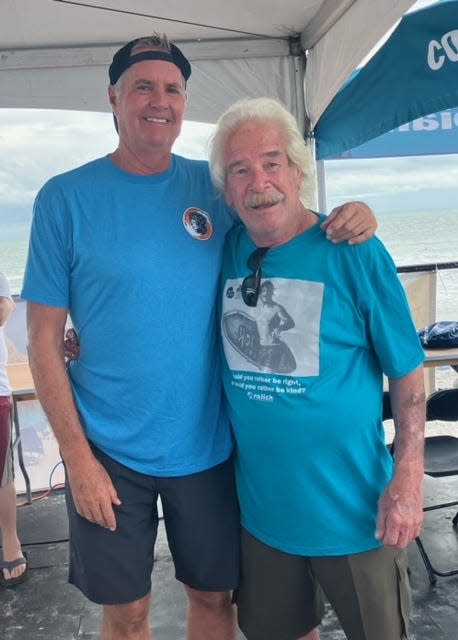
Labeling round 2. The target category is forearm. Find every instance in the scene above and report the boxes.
[0,297,14,326]
[27,306,92,466]
[376,366,425,546]
[27,303,120,529]
[389,366,426,480]
[30,349,91,464]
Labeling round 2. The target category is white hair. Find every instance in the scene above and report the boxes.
[209,97,316,206]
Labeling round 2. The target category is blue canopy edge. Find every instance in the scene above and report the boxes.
[315,0,458,160]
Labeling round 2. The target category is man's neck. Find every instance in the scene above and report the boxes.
[249,207,319,248]
[110,146,172,176]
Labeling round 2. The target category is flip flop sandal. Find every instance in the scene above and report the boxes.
[0,551,28,588]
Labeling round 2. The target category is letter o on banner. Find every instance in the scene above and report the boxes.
[442,29,458,62]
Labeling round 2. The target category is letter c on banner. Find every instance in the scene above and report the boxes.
[428,40,444,70]
[428,30,458,70]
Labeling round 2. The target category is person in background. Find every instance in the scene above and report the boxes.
[0,272,28,588]
[22,33,377,640]
[211,97,425,640]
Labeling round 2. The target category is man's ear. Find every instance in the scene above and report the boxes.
[108,85,117,111]
[108,86,120,133]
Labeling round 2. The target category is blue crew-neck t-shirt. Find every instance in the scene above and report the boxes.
[22,154,234,476]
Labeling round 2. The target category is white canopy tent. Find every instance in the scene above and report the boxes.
[1,0,416,131]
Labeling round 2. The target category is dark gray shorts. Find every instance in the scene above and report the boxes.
[65,445,240,605]
[236,528,411,640]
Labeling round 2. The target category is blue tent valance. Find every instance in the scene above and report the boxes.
[328,107,458,159]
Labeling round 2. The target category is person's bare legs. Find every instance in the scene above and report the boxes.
[101,593,152,640]
[298,629,320,640]
[185,586,236,640]
[0,481,25,581]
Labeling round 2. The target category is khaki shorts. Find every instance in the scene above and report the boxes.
[235,528,411,640]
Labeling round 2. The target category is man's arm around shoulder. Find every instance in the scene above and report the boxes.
[322,201,377,245]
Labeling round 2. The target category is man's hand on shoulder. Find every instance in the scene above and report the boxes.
[63,328,80,363]
[321,201,377,245]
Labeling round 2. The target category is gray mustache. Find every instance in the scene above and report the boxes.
[244,190,284,209]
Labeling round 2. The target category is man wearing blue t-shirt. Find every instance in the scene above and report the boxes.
[22,34,377,640]
[210,98,425,640]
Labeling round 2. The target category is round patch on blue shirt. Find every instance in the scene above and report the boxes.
[183,207,213,240]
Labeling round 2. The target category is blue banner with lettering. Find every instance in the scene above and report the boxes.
[316,0,458,160]
[329,107,458,159]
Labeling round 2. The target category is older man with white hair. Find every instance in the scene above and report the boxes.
[211,97,425,640]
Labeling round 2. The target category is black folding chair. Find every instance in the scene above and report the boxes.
[415,388,458,584]
[383,388,458,585]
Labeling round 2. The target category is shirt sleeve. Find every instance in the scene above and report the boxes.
[355,238,425,378]
[21,183,71,308]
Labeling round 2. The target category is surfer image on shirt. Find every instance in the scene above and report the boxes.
[223,280,296,374]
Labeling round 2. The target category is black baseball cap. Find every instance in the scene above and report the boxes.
[109,37,192,85]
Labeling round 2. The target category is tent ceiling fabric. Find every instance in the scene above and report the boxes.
[0,0,415,127]
[305,0,417,127]
[1,0,345,46]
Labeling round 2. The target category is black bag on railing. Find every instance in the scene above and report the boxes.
[418,321,458,349]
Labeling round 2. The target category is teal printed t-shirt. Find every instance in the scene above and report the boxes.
[221,215,424,556]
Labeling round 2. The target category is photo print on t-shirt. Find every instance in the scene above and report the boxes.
[222,278,323,377]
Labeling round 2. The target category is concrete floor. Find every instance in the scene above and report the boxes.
[1,476,457,640]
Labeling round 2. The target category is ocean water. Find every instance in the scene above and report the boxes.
[376,208,458,320]
[0,237,29,296]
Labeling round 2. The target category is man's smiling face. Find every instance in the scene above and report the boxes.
[224,119,303,244]
[109,58,186,157]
